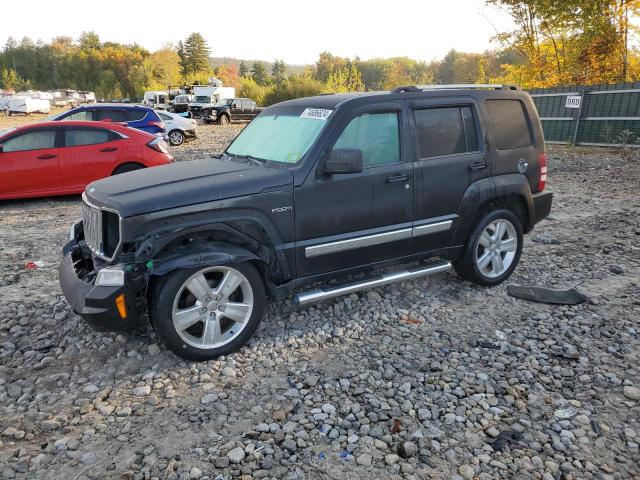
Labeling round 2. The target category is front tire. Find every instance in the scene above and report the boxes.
[149,263,265,361]
[453,209,523,286]
[218,114,230,125]
[168,129,185,146]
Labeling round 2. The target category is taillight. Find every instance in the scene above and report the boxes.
[147,121,165,130]
[537,152,547,192]
[147,137,169,154]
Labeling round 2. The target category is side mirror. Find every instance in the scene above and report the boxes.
[322,149,363,175]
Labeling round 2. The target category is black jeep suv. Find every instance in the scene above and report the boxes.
[59,84,552,361]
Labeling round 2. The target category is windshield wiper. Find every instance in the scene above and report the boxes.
[225,152,267,167]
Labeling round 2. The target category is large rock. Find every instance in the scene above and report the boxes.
[227,447,245,464]
[623,386,640,401]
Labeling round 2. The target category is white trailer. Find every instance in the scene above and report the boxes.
[2,96,50,115]
[143,91,169,109]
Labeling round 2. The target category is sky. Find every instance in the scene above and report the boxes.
[2,0,515,64]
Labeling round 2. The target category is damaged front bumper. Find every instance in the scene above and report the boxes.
[59,221,147,333]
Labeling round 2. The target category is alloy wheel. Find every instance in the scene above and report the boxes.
[474,219,518,278]
[171,266,254,349]
[169,131,184,146]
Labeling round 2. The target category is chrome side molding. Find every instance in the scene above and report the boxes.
[304,219,455,258]
[412,219,453,237]
[305,228,412,258]
[293,261,451,306]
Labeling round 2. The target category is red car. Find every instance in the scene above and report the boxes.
[0,121,173,200]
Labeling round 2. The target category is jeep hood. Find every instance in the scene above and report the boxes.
[85,158,292,217]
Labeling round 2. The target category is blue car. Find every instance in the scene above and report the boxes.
[52,104,165,135]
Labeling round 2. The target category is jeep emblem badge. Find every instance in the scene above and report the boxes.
[517,158,528,173]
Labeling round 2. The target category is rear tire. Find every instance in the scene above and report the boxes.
[149,262,265,361]
[453,208,523,286]
[112,163,144,175]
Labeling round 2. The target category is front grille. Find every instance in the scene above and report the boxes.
[82,195,121,260]
[82,200,102,255]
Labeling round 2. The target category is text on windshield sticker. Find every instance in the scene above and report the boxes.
[300,108,332,120]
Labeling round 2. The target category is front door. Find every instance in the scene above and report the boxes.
[0,128,61,197]
[295,102,414,277]
[409,100,489,253]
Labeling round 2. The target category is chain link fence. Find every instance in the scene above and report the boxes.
[527,82,640,147]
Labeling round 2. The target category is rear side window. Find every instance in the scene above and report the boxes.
[414,106,478,158]
[333,112,400,168]
[485,99,532,149]
[2,130,56,152]
[96,109,126,122]
[61,110,92,121]
[125,109,147,122]
[65,129,110,147]
[157,112,172,121]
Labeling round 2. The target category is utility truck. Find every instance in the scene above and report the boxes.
[188,85,235,118]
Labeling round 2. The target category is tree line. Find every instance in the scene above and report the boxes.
[1,1,638,105]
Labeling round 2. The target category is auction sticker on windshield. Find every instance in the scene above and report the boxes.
[300,108,332,120]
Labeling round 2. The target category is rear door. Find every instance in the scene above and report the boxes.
[58,127,121,190]
[409,99,488,253]
[0,128,61,196]
[231,100,243,120]
[295,102,414,277]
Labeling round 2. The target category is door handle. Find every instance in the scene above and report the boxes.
[469,161,488,171]
[387,173,412,183]
[100,147,118,152]
[37,154,57,160]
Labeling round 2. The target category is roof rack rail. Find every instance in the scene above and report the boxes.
[391,84,520,93]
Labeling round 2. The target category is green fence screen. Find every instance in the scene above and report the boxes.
[527,82,640,147]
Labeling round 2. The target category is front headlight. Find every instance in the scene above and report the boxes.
[95,266,125,287]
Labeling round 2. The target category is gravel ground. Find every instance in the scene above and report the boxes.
[0,123,639,480]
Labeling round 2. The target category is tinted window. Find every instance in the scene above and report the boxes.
[334,112,400,168]
[3,130,56,152]
[485,99,532,149]
[415,108,464,158]
[61,110,92,121]
[414,106,479,158]
[157,112,172,121]
[96,109,126,122]
[125,109,147,121]
[65,129,110,147]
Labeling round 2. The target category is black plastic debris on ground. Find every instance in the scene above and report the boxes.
[507,285,588,305]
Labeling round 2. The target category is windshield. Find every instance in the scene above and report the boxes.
[193,96,210,103]
[175,96,188,103]
[226,107,331,164]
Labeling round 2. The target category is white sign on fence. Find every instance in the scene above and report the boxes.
[565,95,582,109]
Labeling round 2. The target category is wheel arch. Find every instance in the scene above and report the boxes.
[112,161,145,175]
[452,174,534,246]
[131,214,292,291]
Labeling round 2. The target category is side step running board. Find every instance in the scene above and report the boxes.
[293,261,452,306]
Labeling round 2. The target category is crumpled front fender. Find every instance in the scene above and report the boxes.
[148,243,261,276]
